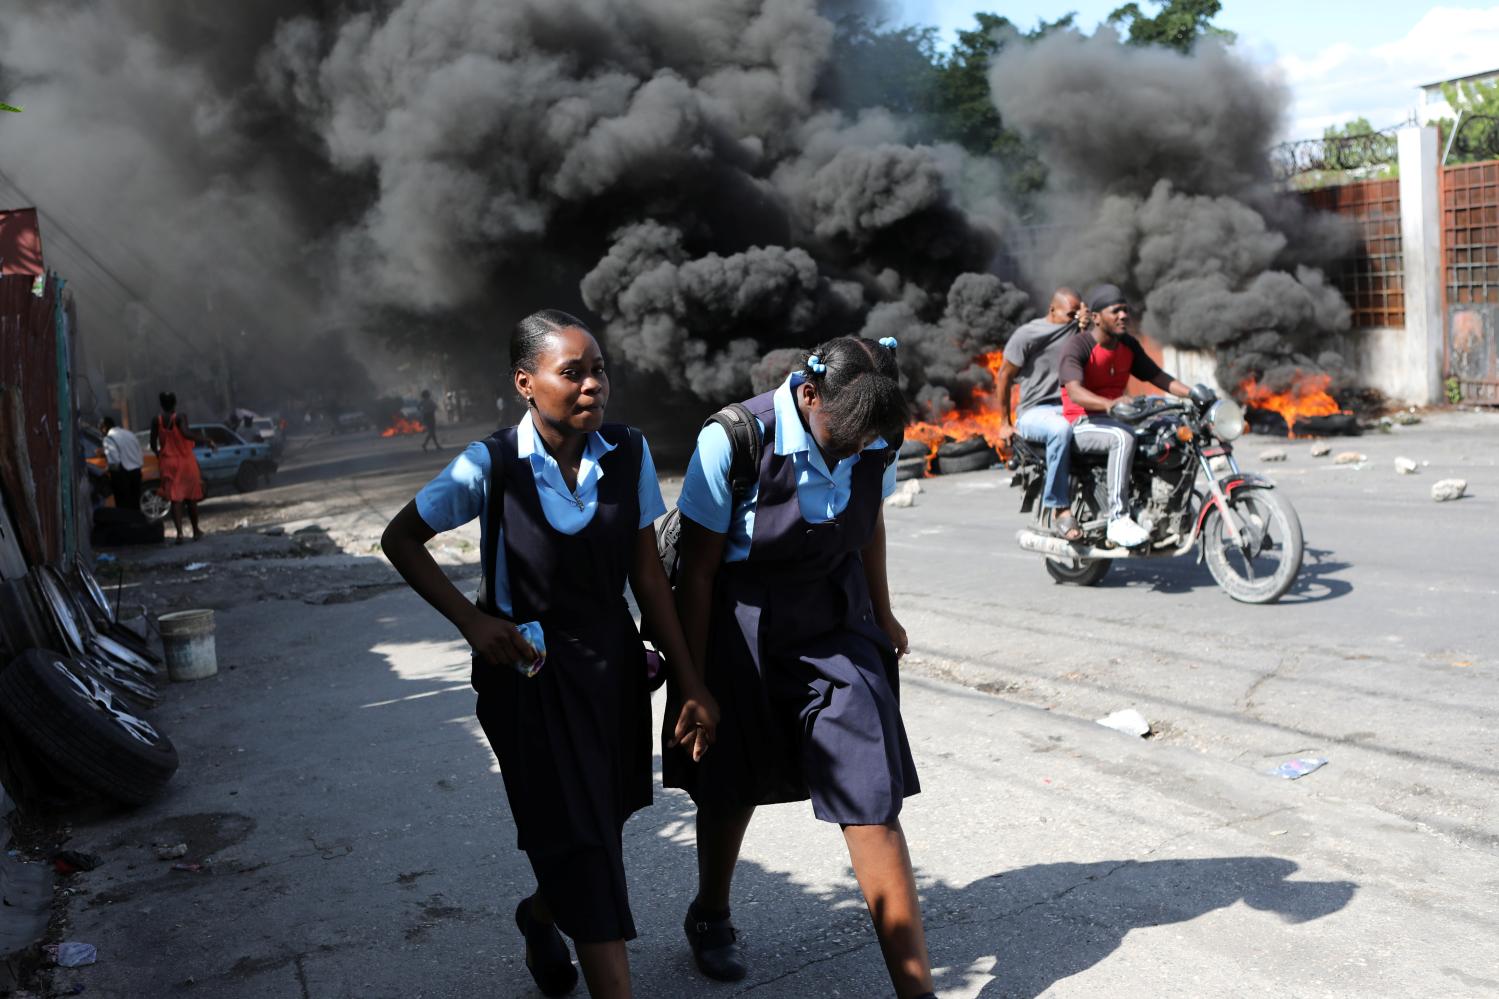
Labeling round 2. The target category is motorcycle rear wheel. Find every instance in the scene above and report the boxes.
[1202,486,1303,604]
[1040,507,1110,586]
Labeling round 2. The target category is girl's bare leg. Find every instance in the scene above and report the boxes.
[843,820,934,998]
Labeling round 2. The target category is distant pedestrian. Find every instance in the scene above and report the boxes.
[419,390,442,452]
[149,392,216,544]
[99,417,144,512]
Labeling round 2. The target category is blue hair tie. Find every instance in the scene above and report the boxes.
[878,336,898,350]
[807,354,827,374]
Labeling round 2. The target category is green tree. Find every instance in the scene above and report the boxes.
[1433,78,1499,164]
[1107,0,1234,52]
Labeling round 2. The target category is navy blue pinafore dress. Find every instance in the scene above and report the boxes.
[665,392,919,825]
[472,424,652,943]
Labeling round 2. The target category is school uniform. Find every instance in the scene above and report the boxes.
[415,413,666,943]
[666,373,919,826]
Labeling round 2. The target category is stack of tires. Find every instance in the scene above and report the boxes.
[0,555,178,806]
[934,437,999,475]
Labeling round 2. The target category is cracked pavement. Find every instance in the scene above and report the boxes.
[45,412,1499,996]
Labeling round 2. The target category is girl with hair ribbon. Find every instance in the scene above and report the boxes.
[668,335,938,998]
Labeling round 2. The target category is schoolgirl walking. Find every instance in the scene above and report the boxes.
[669,335,939,998]
[382,309,717,998]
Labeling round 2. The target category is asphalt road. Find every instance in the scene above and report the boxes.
[46,410,1499,998]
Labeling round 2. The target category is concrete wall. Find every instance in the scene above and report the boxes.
[1396,125,1445,405]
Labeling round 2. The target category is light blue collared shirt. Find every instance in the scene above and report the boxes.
[415,414,667,616]
[677,373,897,562]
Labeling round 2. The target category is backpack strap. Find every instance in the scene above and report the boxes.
[475,432,506,616]
[704,402,763,500]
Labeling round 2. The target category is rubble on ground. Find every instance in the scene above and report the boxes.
[1432,479,1468,502]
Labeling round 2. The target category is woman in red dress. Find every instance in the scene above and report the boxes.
[149,391,216,543]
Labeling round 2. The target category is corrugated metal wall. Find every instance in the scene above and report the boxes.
[0,274,62,563]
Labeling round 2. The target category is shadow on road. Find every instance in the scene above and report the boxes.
[1094,545,1352,604]
[921,856,1357,998]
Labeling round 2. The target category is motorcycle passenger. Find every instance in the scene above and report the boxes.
[1059,284,1191,548]
[995,287,1084,541]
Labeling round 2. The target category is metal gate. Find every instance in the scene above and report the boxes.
[1442,160,1499,402]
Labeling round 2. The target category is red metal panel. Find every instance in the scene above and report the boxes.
[0,208,44,276]
[1298,178,1404,329]
[0,273,61,561]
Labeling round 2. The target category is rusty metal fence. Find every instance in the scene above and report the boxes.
[1441,160,1499,402]
[0,274,64,563]
[1298,179,1405,329]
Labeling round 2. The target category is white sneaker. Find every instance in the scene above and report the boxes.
[1106,516,1151,548]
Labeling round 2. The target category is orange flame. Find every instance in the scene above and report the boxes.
[904,349,1014,472]
[1238,372,1342,436]
[381,416,427,437]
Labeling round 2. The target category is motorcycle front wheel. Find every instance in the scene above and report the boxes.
[1202,486,1303,604]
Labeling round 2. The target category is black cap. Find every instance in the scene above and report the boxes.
[1085,283,1128,313]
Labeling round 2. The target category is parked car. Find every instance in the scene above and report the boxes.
[126,424,275,521]
[332,411,371,434]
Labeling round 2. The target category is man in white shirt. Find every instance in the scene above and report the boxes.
[100,417,145,511]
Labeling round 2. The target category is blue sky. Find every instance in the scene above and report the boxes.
[890,1,1499,139]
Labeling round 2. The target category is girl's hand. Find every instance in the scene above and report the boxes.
[461,612,536,668]
[670,687,720,762]
[878,612,909,659]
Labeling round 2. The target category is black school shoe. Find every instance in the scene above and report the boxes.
[684,903,747,981]
[515,897,578,997]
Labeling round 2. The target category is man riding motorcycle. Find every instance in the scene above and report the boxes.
[1058,284,1191,549]
[994,287,1084,541]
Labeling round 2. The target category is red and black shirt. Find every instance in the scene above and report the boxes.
[1058,330,1164,423]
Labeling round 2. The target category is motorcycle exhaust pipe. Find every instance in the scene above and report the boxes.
[1014,529,1130,560]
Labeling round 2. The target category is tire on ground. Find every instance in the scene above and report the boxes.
[936,448,995,475]
[937,436,991,458]
[235,461,260,494]
[895,456,926,481]
[897,439,929,460]
[0,649,178,805]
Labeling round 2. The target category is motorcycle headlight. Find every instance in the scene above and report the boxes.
[1207,398,1245,441]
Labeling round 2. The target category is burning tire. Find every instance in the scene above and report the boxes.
[897,439,929,460]
[0,649,178,804]
[1201,486,1303,604]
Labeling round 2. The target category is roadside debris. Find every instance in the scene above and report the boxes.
[1309,442,1330,457]
[1431,479,1468,502]
[1258,448,1287,463]
[183,562,208,572]
[45,942,97,968]
[51,851,100,875]
[1333,451,1366,465]
[153,843,187,861]
[1394,456,1418,475]
[1095,708,1152,738]
[170,862,204,874]
[884,479,922,509]
[1269,757,1327,779]
[1392,410,1421,426]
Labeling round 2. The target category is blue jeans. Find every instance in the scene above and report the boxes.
[1016,405,1073,510]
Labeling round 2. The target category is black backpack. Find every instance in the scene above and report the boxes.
[656,403,763,585]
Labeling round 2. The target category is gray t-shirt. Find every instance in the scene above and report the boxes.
[1003,318,1078,414]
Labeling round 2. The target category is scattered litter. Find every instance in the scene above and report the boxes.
[884,479,922,509]
[1392,410,1421,426]
[183,562,209,572]
[234,518,250,529]
[1268,829,1288,837]
[94,553,118,563]
[261,526,286,537]
[46,942,97,967]
[1258,448,1287,463]
[1308,442,1331,457]
[51,850,101,875]
[1394,456,1418,475]
[1432,478,1468,502]
[1268,757,1327,780]
[1333,451,1365,465]
[292,525,321,536]
[1095,708,1152,738]
[171,862,204,873]
[154,843,188,860]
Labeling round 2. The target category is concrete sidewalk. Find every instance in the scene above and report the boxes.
[49,580,1496,997]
